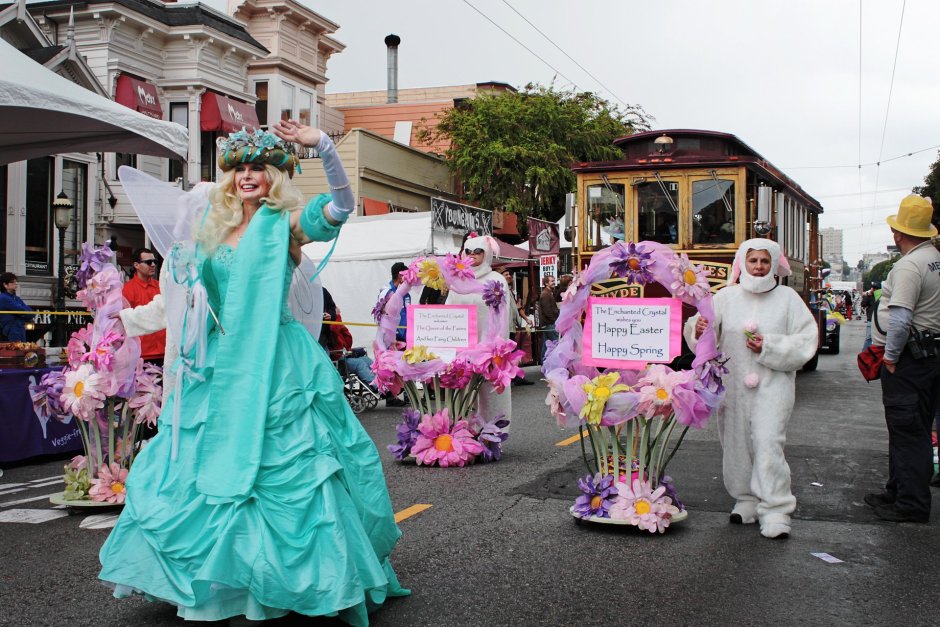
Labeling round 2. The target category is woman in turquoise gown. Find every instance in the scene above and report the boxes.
[99,121,409,624]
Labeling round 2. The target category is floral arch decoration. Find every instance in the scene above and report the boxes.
[542,240,727,533]
[372,252,524,467]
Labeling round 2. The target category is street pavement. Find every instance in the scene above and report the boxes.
[2,319,939,626]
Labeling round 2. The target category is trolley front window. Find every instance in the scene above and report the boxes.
[637,180,679,245]
[692,179,735,244]
[585,183,624,250]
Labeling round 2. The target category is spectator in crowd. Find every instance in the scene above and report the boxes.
[501,269,533,386]
[379,262,410,343]
[122,248,166,366]
[328,308,406,408]
[0,272,33,342]
[538,275,559,357]
[867,195,940,523]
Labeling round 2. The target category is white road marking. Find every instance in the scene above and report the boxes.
[79,514,120,530]
[28,475,62,483]
[0,509,69,524]
[0,493,61,507]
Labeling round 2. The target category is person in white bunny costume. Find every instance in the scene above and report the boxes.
[446,234,512,427]
[684,238,817,539]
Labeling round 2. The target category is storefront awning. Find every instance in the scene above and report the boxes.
[201,92,259,133]
[115,75,163,120]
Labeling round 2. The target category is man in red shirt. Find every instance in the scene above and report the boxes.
[122,247,166,366]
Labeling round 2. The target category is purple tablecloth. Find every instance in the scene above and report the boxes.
[0,366,82,464]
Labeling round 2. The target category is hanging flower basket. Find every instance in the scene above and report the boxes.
[374,253,521,467]
[30,242,162,506]
[542,240,726,533]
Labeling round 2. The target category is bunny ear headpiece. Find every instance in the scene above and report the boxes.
[732,238,787,293]
[464,234,499,277]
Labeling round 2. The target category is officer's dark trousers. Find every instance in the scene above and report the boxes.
[881,348,940,517]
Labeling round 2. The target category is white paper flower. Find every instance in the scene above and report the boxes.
[60,363,107,420]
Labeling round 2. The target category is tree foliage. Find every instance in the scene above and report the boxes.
[864,257,899,288]
[420,84,651,222]
[911,150,940,227]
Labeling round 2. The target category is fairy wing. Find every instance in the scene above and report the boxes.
[290,252,324,340]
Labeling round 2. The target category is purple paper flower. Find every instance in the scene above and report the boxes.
[572,473,618,519]
[671,371,712,428]
[387,407,421,460]
[697,355,728,396]
[371,291,391,323]
[75,242,114,290]
[29,369,70,424]
[482,280,505,313]
[659,475,684,511]
[610,241,653,285]
[473,414,510,463]
[128,362,163,426]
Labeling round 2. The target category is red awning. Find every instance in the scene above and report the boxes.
[201,92,259,133]
[115,75,163,120]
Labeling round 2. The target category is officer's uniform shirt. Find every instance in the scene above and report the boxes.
[872,240,940,346]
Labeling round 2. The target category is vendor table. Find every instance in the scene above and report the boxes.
[0,366,82,464]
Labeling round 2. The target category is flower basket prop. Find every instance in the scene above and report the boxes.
[374,254,520,467]
[542,241,726,533]
[29,242,162,506]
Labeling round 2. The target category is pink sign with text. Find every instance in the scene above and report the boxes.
[406,305,477,358]
[582,297,682,369]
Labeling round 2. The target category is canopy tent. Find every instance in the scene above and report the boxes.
[0,37,188,164]
[302,212,463,352]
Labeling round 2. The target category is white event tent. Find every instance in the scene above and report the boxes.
[302,212,463,352]
[0,36,188,164]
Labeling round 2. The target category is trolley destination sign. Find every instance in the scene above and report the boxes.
[431,197,492,236]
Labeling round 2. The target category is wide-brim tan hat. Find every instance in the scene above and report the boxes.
[886,195,938,238]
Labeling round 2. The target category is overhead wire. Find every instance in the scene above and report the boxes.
[460,0,580,91]
[782,142,939,170]
[501,0,631,111]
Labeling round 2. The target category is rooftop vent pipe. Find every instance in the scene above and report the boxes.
[385,34,400,104]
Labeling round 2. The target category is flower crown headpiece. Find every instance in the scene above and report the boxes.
[216,128,300,178]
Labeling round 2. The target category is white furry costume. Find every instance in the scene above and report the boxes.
[446,235,512,426]
[684,239,817,538]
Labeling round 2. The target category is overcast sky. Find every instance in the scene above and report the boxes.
[224,0,940,265]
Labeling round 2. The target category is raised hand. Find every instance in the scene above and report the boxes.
[272,119,322,148]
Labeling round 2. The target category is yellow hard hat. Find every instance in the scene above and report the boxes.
[886,195,938,238]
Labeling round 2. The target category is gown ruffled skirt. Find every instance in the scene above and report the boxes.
[99,242,408,625]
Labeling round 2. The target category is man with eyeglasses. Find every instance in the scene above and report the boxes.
[122,248,166,368]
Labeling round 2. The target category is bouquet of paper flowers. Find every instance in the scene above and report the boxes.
[374,252,520,466]
[29,242,162,503]
[542,240,726,532]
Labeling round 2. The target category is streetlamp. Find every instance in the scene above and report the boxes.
[52,191,73,346]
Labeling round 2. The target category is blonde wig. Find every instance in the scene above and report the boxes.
[196,164,304,254]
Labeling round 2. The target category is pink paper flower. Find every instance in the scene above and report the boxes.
[411,409,485,467]
[636,364,682,418]
[744,321,758,334]
[744,373,760,388]
[129,363,163,426]
[608,478,680,533]
[76,264,123,310]
[371,349,404,395]
[88,462,129,504]
[668,253,711,302]
[66,324,94,368]
[68,455,87,470]
[90,329,123,372]
[443,253,476,281]
[60,363,107,421]
[467,337,525,393]
[439,359,473,389]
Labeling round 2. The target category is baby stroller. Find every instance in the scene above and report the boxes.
[333,349,381,414]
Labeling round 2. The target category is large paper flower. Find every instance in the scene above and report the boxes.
[411,409,485,467]
[610,241,653,285]
[417,258,446,291]
[668,253,711,302]
[609,478,679,533]
[468,337,524,393]
[371,349,404,395]
[60,363,107,421]
[66,324,94,368]
[88,462,129,504]
[481,280,505,313]
[572,473,618,519]
[29,369,70,424]
[443,253,476,281]
[76,264,123,311]
[470,414,510,463]
[403,345,437,364]
[388,407,421,460]
[75,242,114,290]
[579,372,631,425]
[636,364,682,418]
[90,329,123,372]
[128,363,163,426]
[438,359,473,389]
[671,372,712,428]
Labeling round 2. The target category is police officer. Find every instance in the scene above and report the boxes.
[866,195,940,523]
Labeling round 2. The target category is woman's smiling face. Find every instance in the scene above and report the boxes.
[234,163,270,207]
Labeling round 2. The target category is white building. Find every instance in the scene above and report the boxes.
[820,226,843,262]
